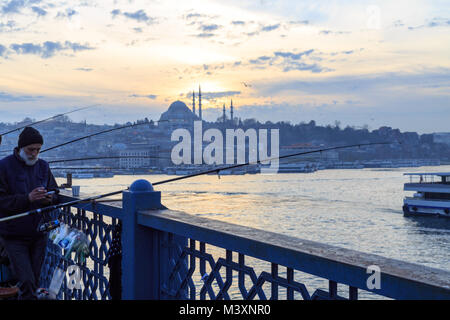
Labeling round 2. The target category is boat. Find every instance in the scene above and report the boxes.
[402,172,450,218]
[72,173,95,179]
[276,163,317,173]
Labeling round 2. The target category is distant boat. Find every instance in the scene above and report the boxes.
[403,172,450,218]
[276,163,317,173]
[94,172,114,178]
[72,173,94,179]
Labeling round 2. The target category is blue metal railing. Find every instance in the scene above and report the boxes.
[40,179,450,300]
[40,198,122,300]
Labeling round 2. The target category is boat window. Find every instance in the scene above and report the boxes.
[424,192,450,200]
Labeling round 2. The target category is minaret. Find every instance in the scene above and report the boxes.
[192,90,196,115]
[199,85,202,120]
[230,99,234,122]
[222,103,226,123]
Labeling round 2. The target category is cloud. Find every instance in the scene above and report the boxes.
[129,94,158,100]
[64,41,93,52]
[111,9,156,25]
[10,42,41,55]
[0,91,43,102]
[1,0,27,14]
[202,91,241,99]
[185,49,329,75]
[247,49,328,73]
[255,69,450,97]
[55,8,78,19]
[244,31,259,37]
[260,23,280,32]
[319,30,351,35]
[31,6,46,16]
[408,17,450,30]
[393,20,404,27]
[9,41,94,58]
[185,13,205,20]
[0,20,17,32]
[111,9,120,17]
[288,20,309,25]
[0,44,7,57]
[183,90,240,100]
[231,20,245,26]
[194,32,215,38]
[75,67,93,72]
[274,49,314,60]
[281,62,325,73]
[200,24,220,32]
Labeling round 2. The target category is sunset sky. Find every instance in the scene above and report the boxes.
[0,0,449,133]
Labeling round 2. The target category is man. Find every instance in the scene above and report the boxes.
[0,127,59,300]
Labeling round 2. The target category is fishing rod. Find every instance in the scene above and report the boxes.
[0,119,168,154]
[0,105,97,145]
[0,141,393,223]
[152,141,393,186]
[50,167,117,170]
[47,155,172,164]
[0,120,165,155]
[0,189,126,223]
[40,122,156,153]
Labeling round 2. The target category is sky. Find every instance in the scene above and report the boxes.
[0,0,449,133]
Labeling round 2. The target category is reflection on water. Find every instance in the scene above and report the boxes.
[57,165,450,274]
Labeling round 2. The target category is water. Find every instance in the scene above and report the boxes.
[57,165,450,298]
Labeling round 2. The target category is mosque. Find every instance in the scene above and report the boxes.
[158,85,235,131]
[121,87,237,169]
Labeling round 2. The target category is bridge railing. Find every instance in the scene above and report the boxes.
[40,194,122,300]
[41,180,450,300]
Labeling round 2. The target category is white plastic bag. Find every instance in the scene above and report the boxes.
[48,267,65,299]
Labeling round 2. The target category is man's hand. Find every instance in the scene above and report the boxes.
[41,192,53,205]
[28,187,48,202]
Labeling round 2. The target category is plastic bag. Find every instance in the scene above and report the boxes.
[48,267,65,299]
[49,227,57,241]
[64,232,89,264]
[58,230,78,249]
[53,223,70,245]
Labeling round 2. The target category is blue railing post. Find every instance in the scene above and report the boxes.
[122,179,164,300]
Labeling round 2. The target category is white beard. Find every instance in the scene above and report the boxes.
[19,148,39,166]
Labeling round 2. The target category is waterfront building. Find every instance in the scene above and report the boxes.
[119,143,159,169]
[433,132,450,146]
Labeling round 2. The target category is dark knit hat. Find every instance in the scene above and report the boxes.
[18,127,43,149]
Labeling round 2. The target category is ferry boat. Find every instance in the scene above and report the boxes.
[403,172,450,218]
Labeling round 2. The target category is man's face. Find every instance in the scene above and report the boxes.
[22,143,42,160]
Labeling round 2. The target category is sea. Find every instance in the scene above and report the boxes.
[56,165,450,299]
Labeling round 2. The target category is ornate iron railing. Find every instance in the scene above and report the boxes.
[137,208,450,300]
[40,196,122,300]
[40,181,450,300]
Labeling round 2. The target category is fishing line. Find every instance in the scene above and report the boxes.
[0,141,392,223]
[0,105,98,147]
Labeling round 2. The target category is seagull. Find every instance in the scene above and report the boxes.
[241,82,252,88]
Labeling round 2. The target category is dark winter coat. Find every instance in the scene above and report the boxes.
[0,148,59,238]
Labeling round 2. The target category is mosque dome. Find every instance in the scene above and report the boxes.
[159,100,198,125]
[168,101,191,113]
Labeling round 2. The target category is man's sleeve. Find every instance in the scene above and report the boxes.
[47,167,60,205]
[0,167,30,215]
